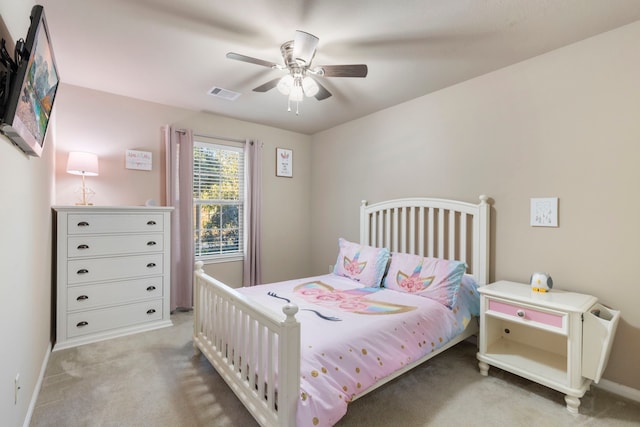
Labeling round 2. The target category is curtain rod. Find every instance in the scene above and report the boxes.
[176,128,245,144]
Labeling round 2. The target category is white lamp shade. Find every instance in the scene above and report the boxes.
[289,83,304,102]
[67,152,99,176]
[277,74,294,95]
[302,76,319,97]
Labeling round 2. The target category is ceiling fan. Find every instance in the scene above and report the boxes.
[226,30,368,113]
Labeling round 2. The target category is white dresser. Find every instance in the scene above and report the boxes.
[53,206,173,350]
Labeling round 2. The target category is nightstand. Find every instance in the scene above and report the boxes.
[476,281,619,414]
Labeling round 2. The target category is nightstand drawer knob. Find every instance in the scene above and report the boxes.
[77,269,89,275]
[147,220,157,226]
[77,244,90,250]
[146,263,156,268]
[146,285,156,291]
[77,295,89,301]
[77,221,90,227]
[146,241,157,246]
[76,321,89,328]
[147,309,156,315]
[517,309,525,318]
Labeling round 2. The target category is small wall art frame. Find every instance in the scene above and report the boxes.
[530,197,558,227]
[276,147,293,177]
[125,149,152,171]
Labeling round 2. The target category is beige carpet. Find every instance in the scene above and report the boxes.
[31,311,640,426]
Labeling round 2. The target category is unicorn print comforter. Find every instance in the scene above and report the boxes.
[238,273,480,427]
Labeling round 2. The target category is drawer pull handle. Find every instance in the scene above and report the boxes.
[147,220,157,226]
[76,295,89,301]
[77,244,90,250]
[146,263,156,268]
[146,309,156,315]
[77,221,90,227]
[146,285,156,291]
[146,241,157,246]
[516,309,525,318]
[77,269,89,275]
[76,321,89,328]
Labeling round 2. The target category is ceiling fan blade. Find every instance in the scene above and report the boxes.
[226,52,279,69]
[313,80,332,101]
[318,64,368,78]
[252,78,281,92]
[293,30,319,64]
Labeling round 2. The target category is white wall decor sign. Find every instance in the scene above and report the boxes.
[530,197,558,227]
[126,150,152,171]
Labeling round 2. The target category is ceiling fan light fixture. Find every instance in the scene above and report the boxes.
[289,82,304,102]
[277,74,294,95]
[287,80,304,115]
[301,76,319,97]
[292,30,319,64]
[227,30,368,113]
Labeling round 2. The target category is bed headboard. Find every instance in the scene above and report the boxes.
[360,195,490,285]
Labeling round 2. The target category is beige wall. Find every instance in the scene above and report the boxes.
[0,2,54,425]
[310,21,640,391]
[54,84,312,285]
[0,132,54,426]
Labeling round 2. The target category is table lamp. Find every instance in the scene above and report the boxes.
[66,151,99,205]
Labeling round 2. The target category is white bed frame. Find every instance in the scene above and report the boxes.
[193,195,491,427]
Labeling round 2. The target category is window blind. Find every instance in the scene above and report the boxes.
[193,140,245,259]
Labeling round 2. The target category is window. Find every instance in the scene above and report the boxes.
[193,139,245,260]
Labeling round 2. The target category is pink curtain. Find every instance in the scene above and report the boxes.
[243,140,263,286]
[163,126,194,310]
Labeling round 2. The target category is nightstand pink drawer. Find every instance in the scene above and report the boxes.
[488,299,566,332]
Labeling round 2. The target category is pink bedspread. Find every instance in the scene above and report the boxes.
[238,273,478,427]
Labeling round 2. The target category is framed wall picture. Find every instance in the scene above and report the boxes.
[530,197,559,227]
[276,148,293,177]
[125,149,152,171]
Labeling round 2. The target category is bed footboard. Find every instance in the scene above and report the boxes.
[193,261,300,427]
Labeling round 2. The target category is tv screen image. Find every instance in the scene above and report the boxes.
[0,5,59,157]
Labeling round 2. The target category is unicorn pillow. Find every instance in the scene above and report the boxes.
[383,252,467,309]
[333,238,390,287]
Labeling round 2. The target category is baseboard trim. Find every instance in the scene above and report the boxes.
[23,341,52,427]
[595,378,640,403]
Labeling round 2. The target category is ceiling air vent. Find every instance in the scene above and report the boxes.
[208,86,241,101]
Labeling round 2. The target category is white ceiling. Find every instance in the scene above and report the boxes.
[38,0,640,135]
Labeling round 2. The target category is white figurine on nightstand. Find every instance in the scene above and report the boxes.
[530,272,553,292]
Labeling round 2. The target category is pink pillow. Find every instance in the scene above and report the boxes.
[333,238,390,287]
[383,252,467,308]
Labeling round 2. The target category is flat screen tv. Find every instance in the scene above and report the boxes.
[0,5,59,157]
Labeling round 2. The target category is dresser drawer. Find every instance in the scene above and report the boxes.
[67,213,164,234]
[67,233,164,258]
[67,254,163,284]
[486,297,567,334]
[67,277,163,310]
[67,300,163,338]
